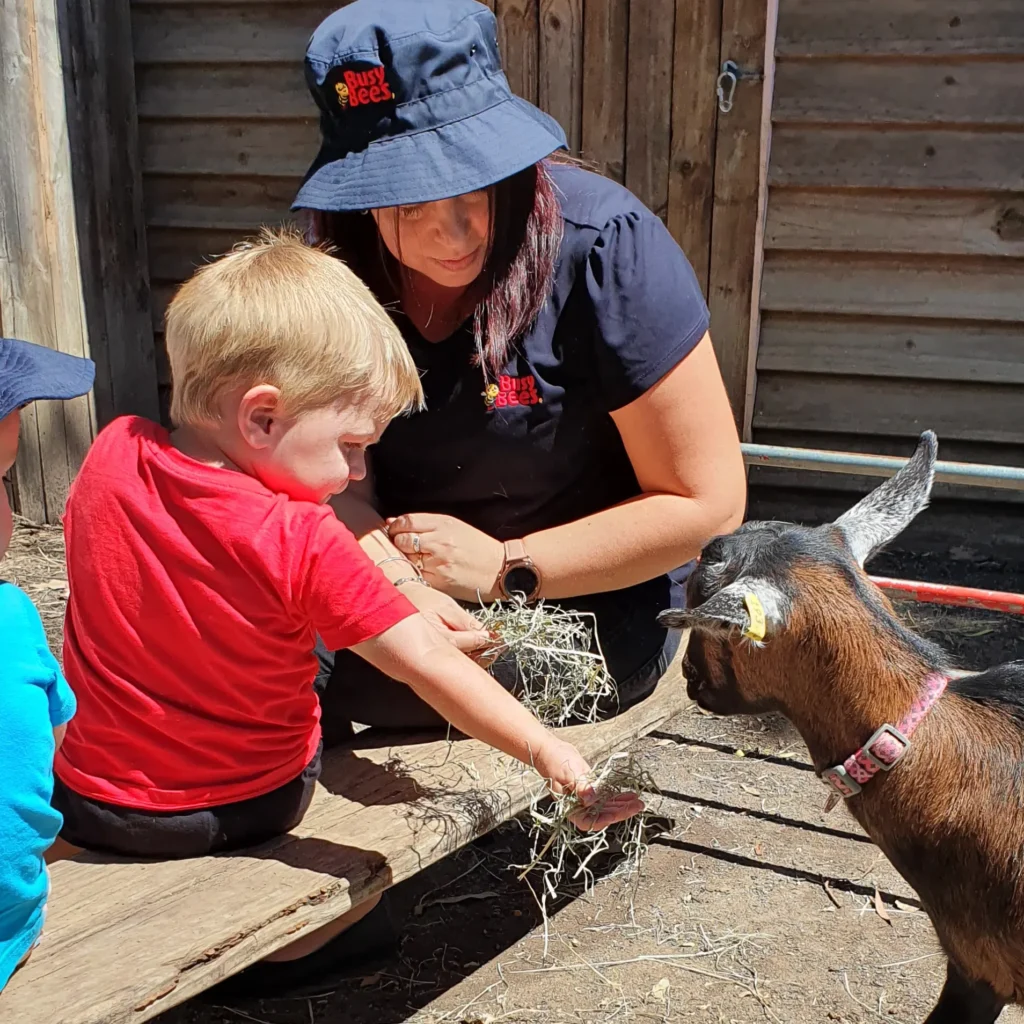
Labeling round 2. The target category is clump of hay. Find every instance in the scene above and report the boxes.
[516,751,662,946]
[478,595,617,726]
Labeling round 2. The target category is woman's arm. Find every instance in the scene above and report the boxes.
[388,334,746,601]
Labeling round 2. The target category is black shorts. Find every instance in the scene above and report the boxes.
[52,744,322,859]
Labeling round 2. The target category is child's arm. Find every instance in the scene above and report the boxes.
[54,722,67,752]
[352,614,644,830]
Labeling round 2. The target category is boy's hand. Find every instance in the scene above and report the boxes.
[532,739,645,832]
[397,583,491,654]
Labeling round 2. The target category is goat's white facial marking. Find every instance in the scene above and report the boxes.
[658,577,789,640]
[834,431,937,568]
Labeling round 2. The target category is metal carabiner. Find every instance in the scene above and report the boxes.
[716,59,739,114]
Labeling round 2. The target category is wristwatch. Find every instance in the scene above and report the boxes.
[498,539,542,601]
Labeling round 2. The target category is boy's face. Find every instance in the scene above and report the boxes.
[0,409,19,559]
[251,399,383,504]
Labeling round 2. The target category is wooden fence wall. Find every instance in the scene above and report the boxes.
[750,0,1024,499]
[131,0,762,421]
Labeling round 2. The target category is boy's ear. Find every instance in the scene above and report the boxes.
[237,385,284,449]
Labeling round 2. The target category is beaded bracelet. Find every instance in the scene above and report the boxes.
[393,575,431,589]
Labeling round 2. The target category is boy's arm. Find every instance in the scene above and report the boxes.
[54,722,67,752]
[352,614,643,830]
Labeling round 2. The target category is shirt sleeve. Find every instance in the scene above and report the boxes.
[584,209,710,412]
[297,512,417,651]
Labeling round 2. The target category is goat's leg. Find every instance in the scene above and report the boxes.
[924,961,1005,1024]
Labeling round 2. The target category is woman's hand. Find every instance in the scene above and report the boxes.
[387,513,504,602]
[532,739,645,832]
[396,580,492,654]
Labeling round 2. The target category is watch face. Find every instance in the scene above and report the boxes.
[503,564,540,599]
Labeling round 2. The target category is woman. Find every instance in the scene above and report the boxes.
[300,0,747,737]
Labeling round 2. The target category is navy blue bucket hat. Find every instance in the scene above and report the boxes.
[0,338,95,423]
[293,0,568,212]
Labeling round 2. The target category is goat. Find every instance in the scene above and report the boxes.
[659,431,1024,1024]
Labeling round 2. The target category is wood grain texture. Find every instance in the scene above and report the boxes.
[758,313,1024,385]
[761,253,1024,322]
[1,677,688,1023]
[1,0,96,522]
[624,0,675,221]
[144,174,302,229]
[147,227,255,283]
[666,0,721,293]
[580,0,628,181]
[753,371,1024,444]
[131,3,339,64]
[497,0,539,104]
[60,0,160,427]
[538,0,583,152]
[774,59,1024,127]
[765,190,1024,258]
[776,0,1024,57]
[769,127,1024,191]
[707,0,768,425]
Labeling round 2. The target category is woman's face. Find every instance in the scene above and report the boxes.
[372,190,490,288]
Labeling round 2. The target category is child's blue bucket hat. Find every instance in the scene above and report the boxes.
[0,338,95,422]
[292,0,568,212]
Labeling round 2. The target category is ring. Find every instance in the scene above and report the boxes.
[412,534,421,554]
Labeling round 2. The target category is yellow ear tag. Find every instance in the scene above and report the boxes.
[743,592,766,641]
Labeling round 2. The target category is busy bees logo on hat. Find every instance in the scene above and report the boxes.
[325,62,395,112]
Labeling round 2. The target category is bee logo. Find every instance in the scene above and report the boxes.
[483,383,500,409]
[334,81,350,107]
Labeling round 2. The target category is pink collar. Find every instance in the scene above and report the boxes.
[821,673,948,811]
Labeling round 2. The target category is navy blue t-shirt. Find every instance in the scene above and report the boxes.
[373,164,709,683]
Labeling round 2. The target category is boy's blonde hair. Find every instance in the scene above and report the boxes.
[166,227,423,427]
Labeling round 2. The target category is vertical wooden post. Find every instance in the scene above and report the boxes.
[0,0,95,523]
[707,0,772,428]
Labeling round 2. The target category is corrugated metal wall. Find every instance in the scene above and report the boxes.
[752,0,1024,498]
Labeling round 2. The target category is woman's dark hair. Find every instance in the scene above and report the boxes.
[303,158,565,378]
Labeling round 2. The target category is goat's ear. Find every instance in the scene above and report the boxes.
[657,578,787,640]
[833,431,937,568]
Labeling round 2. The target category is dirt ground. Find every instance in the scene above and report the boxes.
[5,495,1024,1024]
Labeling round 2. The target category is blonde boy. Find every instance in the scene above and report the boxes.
[53,230,639,998]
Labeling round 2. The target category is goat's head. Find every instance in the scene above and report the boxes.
[660,432,938,718]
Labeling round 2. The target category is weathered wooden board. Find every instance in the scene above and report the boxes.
[538,0,582,153]
[1,678,688,1024]
[497,0,539,105]
[765,190,1024,258]
[144,174,302,229]
[139,119,319,176]
[131,3,339,64]
[580,0,629,182]
[136,63,310,119]
[624,0,675,222]
[758,314,1024,385]
[761,253,1024,323]
[774,59,1024,127]
[776,0,1024,57]
[769,128,1024,192]
[753,371,1024,445]
[147,227,256,283]
[666,0,721,294]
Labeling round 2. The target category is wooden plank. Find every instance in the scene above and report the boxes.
[131,3,339,64]
[1,675,688,1023]
[769,127,1024,192]
[147,227,254,283]
[765,190,1024,258]
[666,0,721,294]
[580,0,629,182]
[774,59,1024,127]
[0,0,96,523]
[758,313,1024,385]
[707,0,769,426]
[144,174,301,229]
[776,0,1024,57]
[624,0,675,221]
[753,371,1024,444]
[139,119,319,176]
[538,0,583,152]
[761,252,1024,322]
[137,63,309,119]
[59,0,160,428]
[496,0,539,105]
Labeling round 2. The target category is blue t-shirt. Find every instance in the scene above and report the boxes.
[374,164,709,681]
[0,581,76,992]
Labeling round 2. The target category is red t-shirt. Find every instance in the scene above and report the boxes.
[57,416,416,811]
